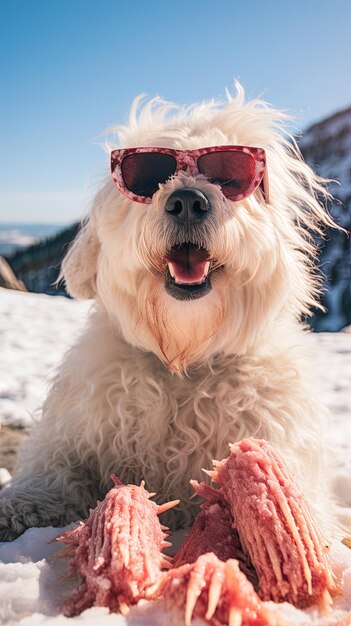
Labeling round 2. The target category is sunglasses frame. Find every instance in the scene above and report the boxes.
[110,145,269,204]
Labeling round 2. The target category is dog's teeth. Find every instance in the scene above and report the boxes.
[204,261,210,277]
[168,263,175,279]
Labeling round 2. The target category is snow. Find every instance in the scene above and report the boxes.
[0,229,37,246]
[312,332,351,473]
[0,527,195,626]
[0,468,11,487]
[0,287,351,625]
[0,288,91,428]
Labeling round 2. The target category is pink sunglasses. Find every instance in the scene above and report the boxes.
[110,145,269,204]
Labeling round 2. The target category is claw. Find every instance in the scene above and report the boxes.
[201,468,215,479]
[320,588,333,612]
[51,546,76,559]
[185,585,199,626]
[53,521,84,545]
[189,491,198,500]
[212,458,225,467]
[119,601,130,615]
[157,499,180,514]
[229,606,243,626]
[205,567,224,620]
[185,560,206,626]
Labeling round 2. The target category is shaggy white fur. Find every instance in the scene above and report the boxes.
[0,84,340,541]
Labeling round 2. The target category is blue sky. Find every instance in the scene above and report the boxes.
[1,0,350,224]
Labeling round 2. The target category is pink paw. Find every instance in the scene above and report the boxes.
[148,552,268,626]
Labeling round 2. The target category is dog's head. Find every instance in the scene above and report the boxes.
[62,85,333,373]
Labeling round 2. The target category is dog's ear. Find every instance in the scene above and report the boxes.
[60,219,100,299]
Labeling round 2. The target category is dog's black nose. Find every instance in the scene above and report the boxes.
[164,188,210,224]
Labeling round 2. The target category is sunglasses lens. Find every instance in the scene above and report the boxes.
[121,152,177,197]
[197,151,257,199]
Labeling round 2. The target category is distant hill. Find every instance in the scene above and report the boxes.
[299,107,351,331]
[0,223,65,256]
[4,223,80,296]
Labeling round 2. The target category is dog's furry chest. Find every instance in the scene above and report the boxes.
[85,349,309,503]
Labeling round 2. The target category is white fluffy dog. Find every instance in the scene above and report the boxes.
[0,85,338,541]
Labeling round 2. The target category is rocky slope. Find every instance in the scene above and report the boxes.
[4,223,80,296]
[299,107,351,330]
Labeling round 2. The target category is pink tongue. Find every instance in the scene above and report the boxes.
[166,246,209,284]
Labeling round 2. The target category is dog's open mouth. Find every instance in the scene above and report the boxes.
[165,243,212,300]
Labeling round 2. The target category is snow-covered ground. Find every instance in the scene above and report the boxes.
[0,288,91,428]
[0,287,351,625]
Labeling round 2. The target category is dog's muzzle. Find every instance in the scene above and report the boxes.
[163,189,213,301]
